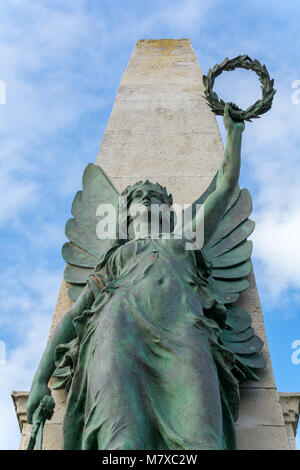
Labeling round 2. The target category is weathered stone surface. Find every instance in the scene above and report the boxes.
[11,391,29,433]
[48,279,72,339]
[237,270,277,390]
[237,388,285,426]
[235,425,289,450]
[19,423,32,450]
[47,386,67,425]
[97,39,223,202]
[41,424,63,450]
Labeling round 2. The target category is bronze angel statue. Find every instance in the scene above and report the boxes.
[27,104,265,450]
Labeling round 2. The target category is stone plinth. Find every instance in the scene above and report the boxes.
[279,392,300,450]
[12,391,29,434]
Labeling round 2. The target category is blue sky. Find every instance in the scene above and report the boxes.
[0,0,300,449]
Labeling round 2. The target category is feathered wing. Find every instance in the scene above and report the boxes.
[182,175,266,382]
[62,163,119,301]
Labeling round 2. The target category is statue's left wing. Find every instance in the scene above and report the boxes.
[179,176,266,382]
[62,163,119,302]
[201,182,266,381]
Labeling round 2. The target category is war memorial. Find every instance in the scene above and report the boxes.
[12,39,300,451]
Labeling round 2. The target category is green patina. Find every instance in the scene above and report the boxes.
[26,100,271,450]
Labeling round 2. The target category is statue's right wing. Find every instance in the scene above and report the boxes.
[62,163,119,302]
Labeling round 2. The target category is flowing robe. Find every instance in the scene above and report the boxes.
[54,236,239,450]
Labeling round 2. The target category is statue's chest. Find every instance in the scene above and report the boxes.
[116,238,159,267]
[115,238,195,274]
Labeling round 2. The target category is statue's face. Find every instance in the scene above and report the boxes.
[129,185,168,207]
[127,183,172,238]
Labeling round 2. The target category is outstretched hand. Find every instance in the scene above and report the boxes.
[223,102,245,133]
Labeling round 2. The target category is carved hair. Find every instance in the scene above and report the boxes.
[117,180,174,242]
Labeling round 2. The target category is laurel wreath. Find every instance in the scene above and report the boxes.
[202,55,276,122]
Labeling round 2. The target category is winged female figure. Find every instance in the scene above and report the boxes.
[26,104,265,450]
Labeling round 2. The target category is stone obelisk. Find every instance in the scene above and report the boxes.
[13,39,291,450]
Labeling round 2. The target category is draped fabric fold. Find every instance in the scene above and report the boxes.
[52,237,239,450]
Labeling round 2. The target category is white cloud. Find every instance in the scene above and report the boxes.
[245,88,300,298]
[252,207,300,298]
[0,0,216,449]
[1,0,300,450]
[132,0,212,35]
[0,312,51,450]
[214,66,300,301]
[0,2,110,226]
[0,265,61,449]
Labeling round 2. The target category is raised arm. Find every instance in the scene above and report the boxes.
[26,283,94,424]
[189,103,245,246]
